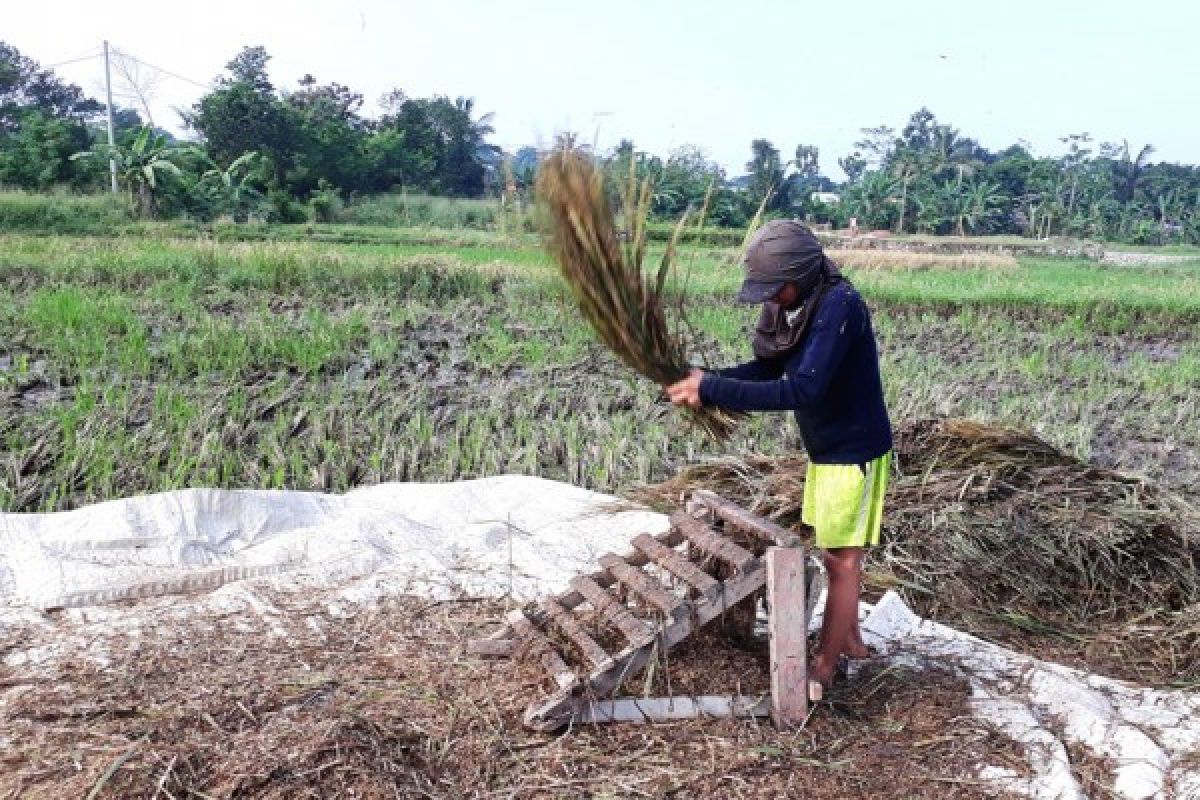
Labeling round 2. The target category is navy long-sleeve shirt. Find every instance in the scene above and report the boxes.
[698,282,893,465]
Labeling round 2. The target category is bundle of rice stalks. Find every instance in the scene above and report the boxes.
[537,149,739,440]
[635,418,1200,684]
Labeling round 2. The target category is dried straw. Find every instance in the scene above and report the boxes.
[2,594,1016,799]
[825,249,1018,271]
[635,417,1200,684]
[537,149,739,439]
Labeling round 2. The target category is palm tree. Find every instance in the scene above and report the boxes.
[1113,141,1155,206]
[455,96,495,142]
[745,139,787,212]
[72,126,187,217]
[429,96,501,196]
[455,96,502,168]
[929,127,978,183]
[889,150,921,233]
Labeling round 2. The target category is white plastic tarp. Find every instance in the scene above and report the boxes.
[3,476,1198,799]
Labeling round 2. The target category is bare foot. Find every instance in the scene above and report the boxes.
[808,651,838,698]
[843,641,872,659]
[844,628,873,660]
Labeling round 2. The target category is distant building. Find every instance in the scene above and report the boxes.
[810,191,840,205]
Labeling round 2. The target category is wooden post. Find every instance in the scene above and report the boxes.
[766,546,807,727]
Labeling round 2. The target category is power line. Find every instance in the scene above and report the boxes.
[44,50,103,70]
[108,46,213,90]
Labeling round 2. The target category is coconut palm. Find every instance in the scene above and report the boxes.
[1113,141,1155,206]
[889,149,922,233]
[928,127,979,183]
[455,96,502,175]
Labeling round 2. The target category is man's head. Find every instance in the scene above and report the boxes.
[736,219,828,305]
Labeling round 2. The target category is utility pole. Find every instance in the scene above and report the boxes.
[103,40,118,194]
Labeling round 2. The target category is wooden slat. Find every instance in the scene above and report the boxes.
[467,637,517,657]
[506,610,576,689]
[526,558,769,731]
[670,512,756,572]
[691,490,804,549]
[598,554,685,616]
[578,695,770,724]
[538,597,614,671]
[569,576,656,646]
[474,526,688,647]
[767,546,808,727]
[539,526,686,616]
[631,534,721,600]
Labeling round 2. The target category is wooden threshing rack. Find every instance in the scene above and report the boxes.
[469,490,820,731]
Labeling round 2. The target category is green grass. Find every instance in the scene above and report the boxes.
[849,258,1200,323]
[6,234,1198,323]
[2,229,1198,512]
[335,192,533,231]
[0,189,133,234]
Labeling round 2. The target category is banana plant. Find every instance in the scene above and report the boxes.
[844,170,899,230]
[201,151,262,223]
[72,126,188,218]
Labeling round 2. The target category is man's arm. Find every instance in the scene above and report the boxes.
[663,357,785,409]
[697,292,860,412]
[713,358,787,382]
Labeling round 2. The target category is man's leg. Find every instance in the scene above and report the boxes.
[809,545,863,688]
[843,548,870,659]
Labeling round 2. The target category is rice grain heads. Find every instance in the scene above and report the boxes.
[536,149,738,440]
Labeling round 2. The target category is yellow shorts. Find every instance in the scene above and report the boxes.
[802,452,891,549]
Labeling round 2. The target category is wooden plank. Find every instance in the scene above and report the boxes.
[578,695,770,724]
[525,558,769,731]
[569,575,656,646]
[631,533,721,600]
[670,512,756,572]
[506,610,577,690]
[598,554,685,616]
[767,546,808,727]
[538,597,614,671]
[691,490,804,549]
[467,637,516,657]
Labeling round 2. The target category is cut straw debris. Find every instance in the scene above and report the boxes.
[635,417,1200,685]
[0,594,1016,799]
[537,149,740,440]
[825,249,1019,271]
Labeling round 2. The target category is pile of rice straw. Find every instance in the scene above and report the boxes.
[637,417,1200,684]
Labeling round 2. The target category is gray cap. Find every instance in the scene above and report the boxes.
[735,219,827,304]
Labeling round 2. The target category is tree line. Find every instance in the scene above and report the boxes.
[2,40,1198,243]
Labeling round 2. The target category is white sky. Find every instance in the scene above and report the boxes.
[9,0,1200,179]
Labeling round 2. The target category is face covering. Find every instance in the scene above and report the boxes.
[750,256,843,360]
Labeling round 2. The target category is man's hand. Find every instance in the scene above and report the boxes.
[665,369,705,408]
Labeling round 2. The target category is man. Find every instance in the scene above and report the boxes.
[665,219,892,700]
